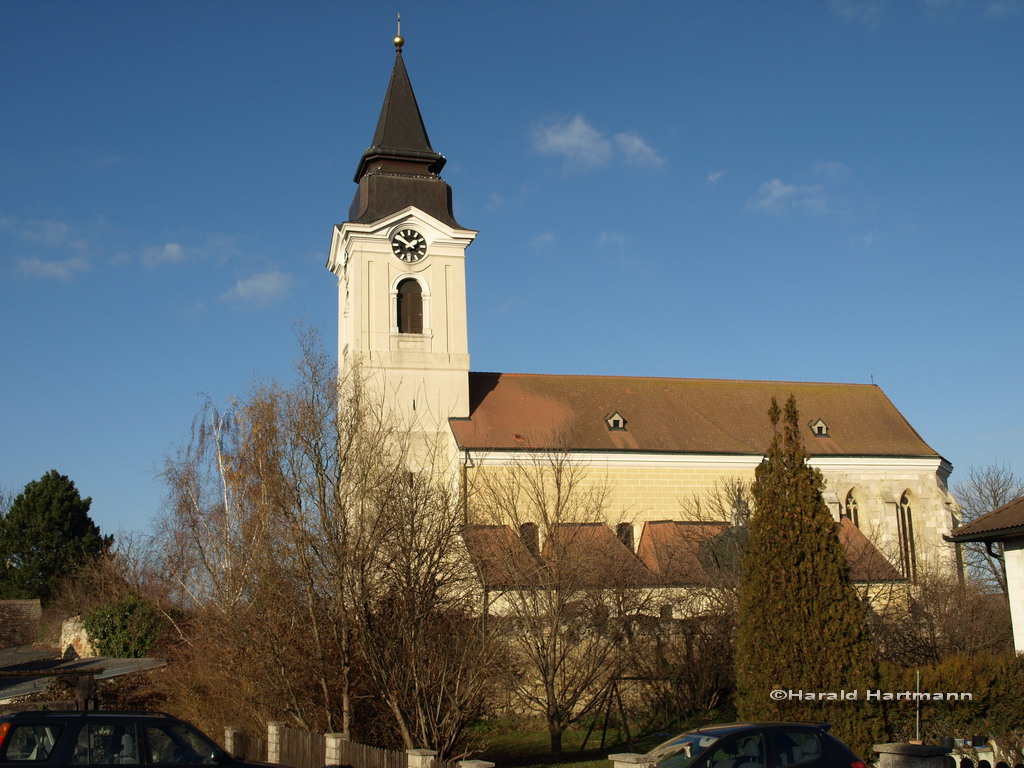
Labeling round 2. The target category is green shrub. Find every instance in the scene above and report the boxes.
[879,653,1024,763]
[83,594,164,658]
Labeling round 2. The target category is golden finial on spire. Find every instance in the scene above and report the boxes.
[394,13,404,51]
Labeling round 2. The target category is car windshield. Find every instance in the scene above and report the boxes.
[648,732,722,768]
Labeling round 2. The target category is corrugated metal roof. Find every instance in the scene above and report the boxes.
[451,372,940,458]
[0,652,166,703]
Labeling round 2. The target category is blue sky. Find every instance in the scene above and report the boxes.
[2,1,1022,537]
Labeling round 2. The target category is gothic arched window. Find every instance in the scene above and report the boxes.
[616,523,634,551]
[896,491,917,582]
[396,278,423,334]
[519,522,539,556]
[842,489,860,528]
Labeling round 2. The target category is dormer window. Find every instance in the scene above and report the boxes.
[606,411,627,431]
[808,418,828,437]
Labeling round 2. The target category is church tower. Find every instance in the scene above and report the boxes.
[326,35,476,455]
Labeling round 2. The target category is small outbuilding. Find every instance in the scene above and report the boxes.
[945,494,1024,652]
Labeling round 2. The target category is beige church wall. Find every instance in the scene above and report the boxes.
[463,451,958,578]
[813,457,958,574]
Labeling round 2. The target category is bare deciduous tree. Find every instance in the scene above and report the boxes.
[155,330,495,755]
[953,463,1024,593]
[467,450,652,755]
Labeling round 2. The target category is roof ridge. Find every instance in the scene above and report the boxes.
[470,370,883,388]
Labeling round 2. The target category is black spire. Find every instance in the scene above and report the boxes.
[348,47,460,228]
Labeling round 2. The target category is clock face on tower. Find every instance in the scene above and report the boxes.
[390,228,427,263]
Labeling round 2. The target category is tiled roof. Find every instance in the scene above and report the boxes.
[837,518,904,582]
[450,373,939,458]
[463,519,901,589]
[636,521,734,585]
[545,523,653,588]
[946,495,1024,542]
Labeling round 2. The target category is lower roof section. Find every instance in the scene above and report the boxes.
[450,372,940,459]
[463,518,901,590]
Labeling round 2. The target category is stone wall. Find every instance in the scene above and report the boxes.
[60,615,96,658]
[0,599,41,647]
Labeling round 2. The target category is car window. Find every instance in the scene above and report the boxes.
[707,734,764,768]
[72,723,139,765]
[3,725,62,761]
[651,734,721,768]
[144,724,219,765]
[773,730,822,767]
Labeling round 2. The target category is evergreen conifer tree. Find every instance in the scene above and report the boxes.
[0,470,111,603]
[736,396,879,756]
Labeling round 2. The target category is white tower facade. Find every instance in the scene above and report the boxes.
[326,44,476,457]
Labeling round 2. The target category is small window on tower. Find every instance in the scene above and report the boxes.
[397,278,423,334]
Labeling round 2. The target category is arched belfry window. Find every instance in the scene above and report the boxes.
[519,523,539,556]
[842,489,860,528]
[616,523,634,552]
[896,491,917,582]
[396,278,423,334]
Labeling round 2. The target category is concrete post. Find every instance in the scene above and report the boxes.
[224,727,240,757]
[267,721,286,764]
[608,754,655,768]
[875,743,952,768]
[325,734,347,766]
[408,749,437,768]
[457,761,495,768]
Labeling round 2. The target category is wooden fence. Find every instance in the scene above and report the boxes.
[231,731,267,763]
[226,725,407,768]
[332,738,407,768]
[281,727,327,768]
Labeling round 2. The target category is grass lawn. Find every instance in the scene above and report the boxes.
[464,717,677,768]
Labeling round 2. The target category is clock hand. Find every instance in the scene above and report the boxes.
[395,234,412,247]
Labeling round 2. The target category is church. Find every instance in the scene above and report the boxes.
[326,37,958,594]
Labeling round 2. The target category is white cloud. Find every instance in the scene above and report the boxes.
[614,131,665,168]
[221,270,293,307]
[831,0,887,24]
[194,233,241,263]
[707,170,726,185]
[533,115,613,170]
[2,217,90,253]
[986,0,1021,16]
[812,161,852,182]
[597,231,626,246]
[16,256,90,281]
[748,179,827,214]
[532,115,663,172]
[486,192,505,211]
[141,242,187,269]
[531,232,556,249]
